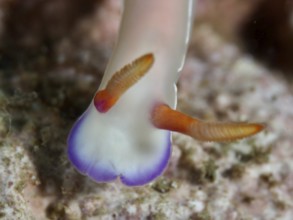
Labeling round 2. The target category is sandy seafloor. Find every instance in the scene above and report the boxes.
[0,0,293,219]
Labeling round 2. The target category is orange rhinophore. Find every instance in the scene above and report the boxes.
[151,103,265,142]
[94,53,154,113]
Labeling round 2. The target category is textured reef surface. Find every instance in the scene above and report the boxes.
[0,0,292,219]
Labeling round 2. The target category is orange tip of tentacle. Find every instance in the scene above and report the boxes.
[151,103,265,142]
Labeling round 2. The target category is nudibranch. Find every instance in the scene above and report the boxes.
[67,0,264,186]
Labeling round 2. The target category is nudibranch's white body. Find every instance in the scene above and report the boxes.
[68,0,194,186]
[68,0,264,186]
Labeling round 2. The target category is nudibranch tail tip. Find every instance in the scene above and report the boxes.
[67,105,172,187]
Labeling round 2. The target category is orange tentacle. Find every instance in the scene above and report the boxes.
[94,53,154,113]
[151,103,265,142]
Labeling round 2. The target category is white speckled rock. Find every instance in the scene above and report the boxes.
[0,0,293,219]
